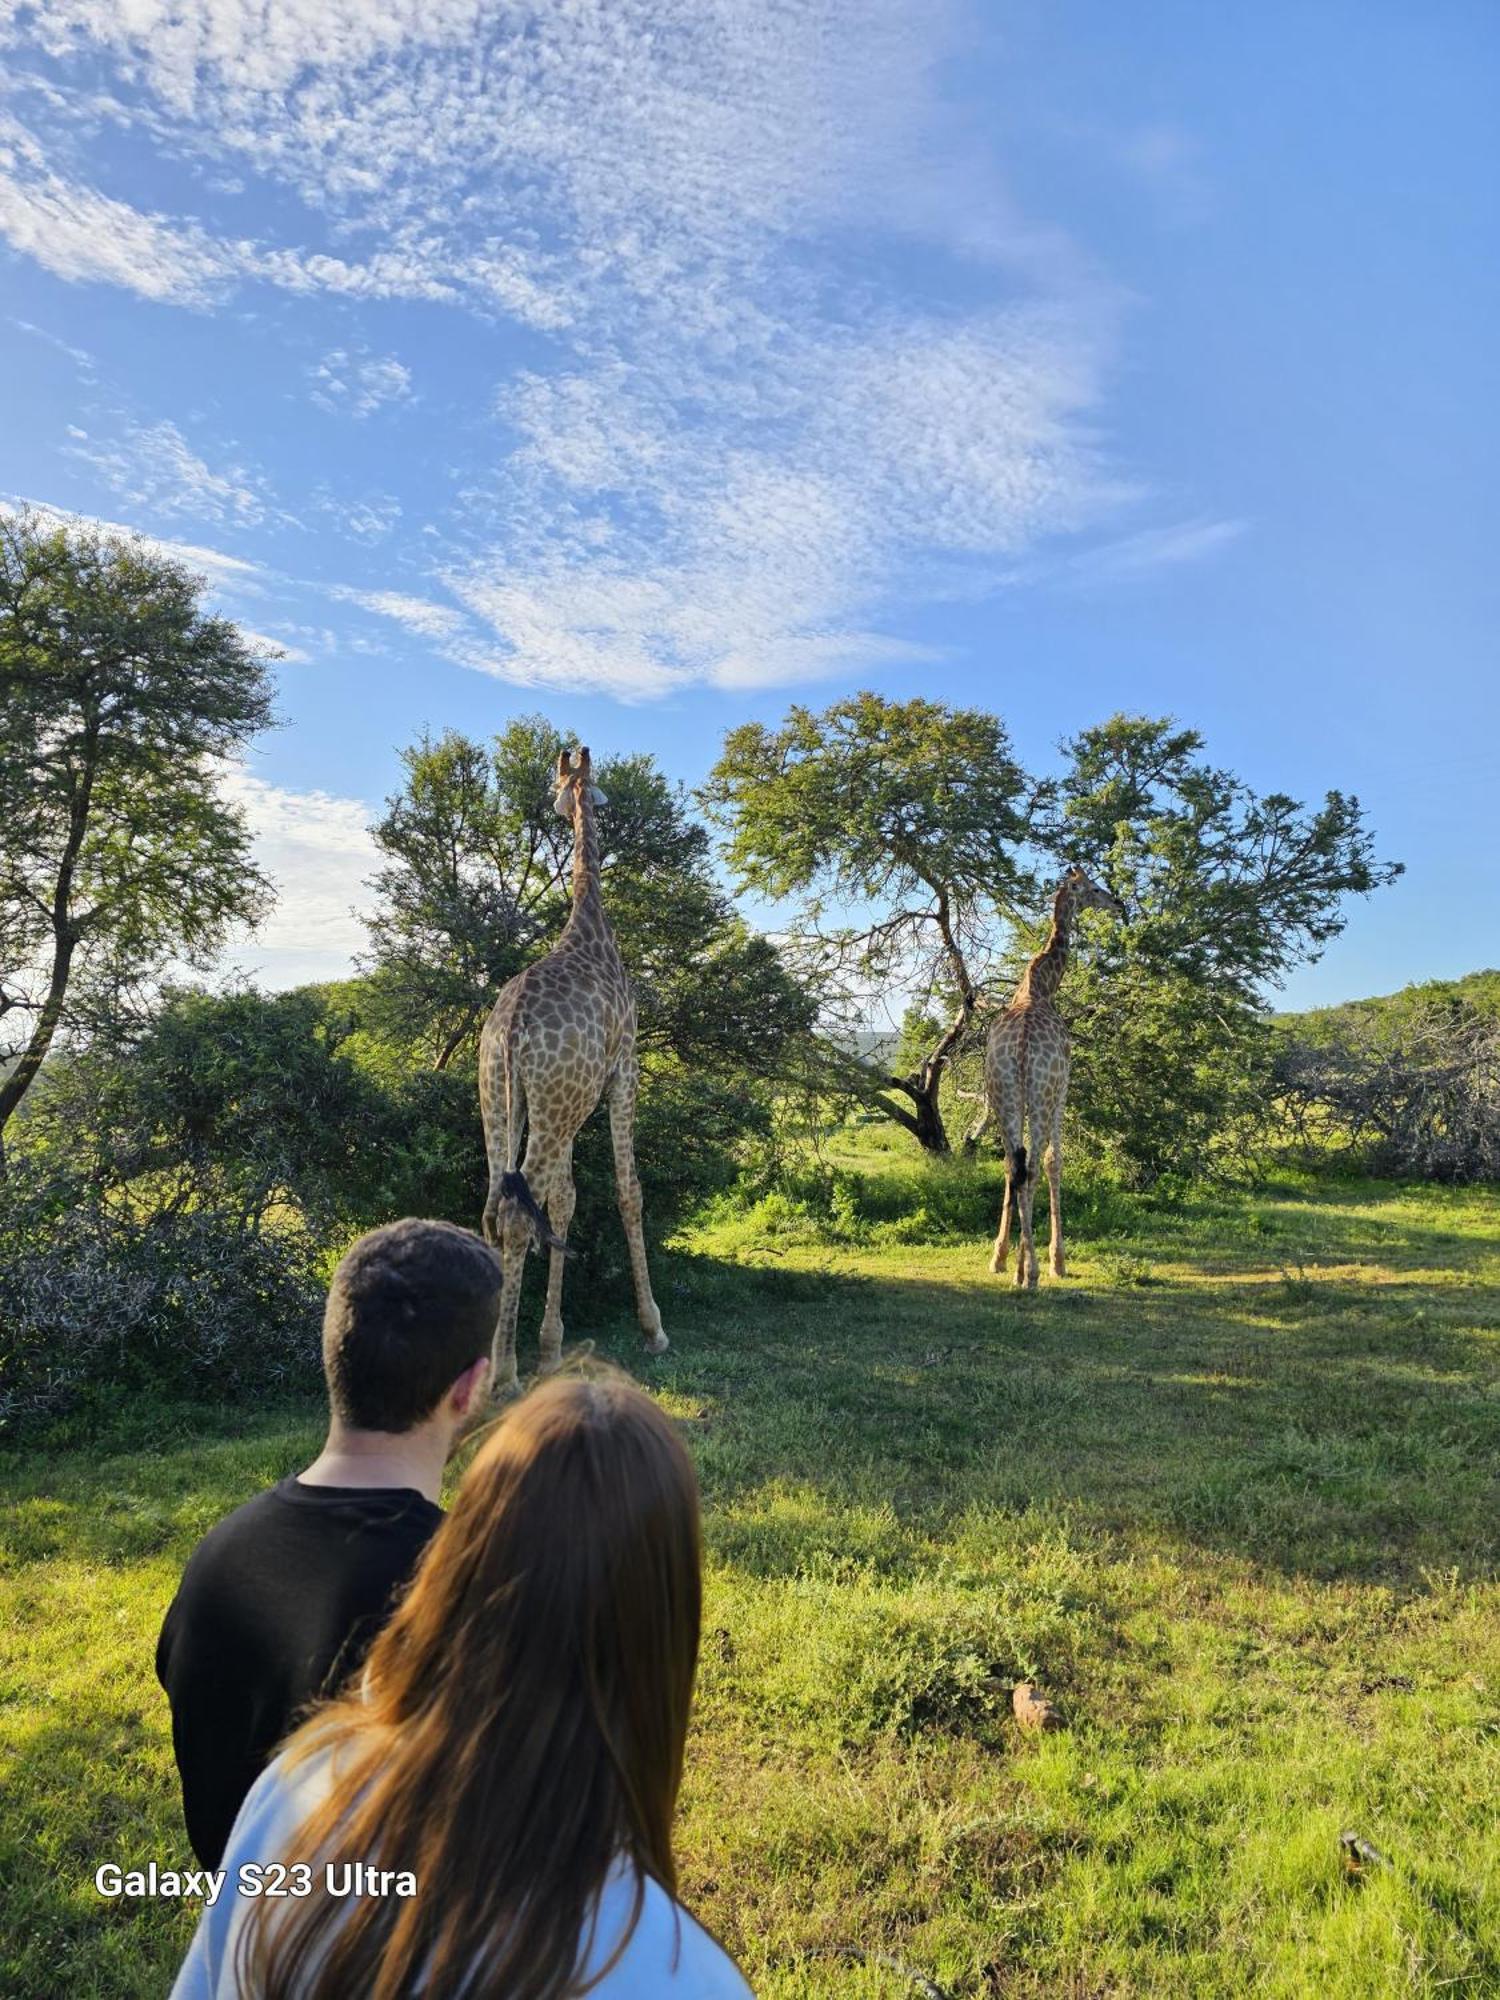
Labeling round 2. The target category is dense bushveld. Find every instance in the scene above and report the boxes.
[3,1138,1496,1999]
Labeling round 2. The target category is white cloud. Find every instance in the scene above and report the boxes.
[339,588,467,642]
[1069,517,1246,584]
[0,494,264,587]
[65,418,277,528]
[317,492,402,543]
[234,628,309,663]
[218,768,377,988]
[8,315,96,373]
[0,117,235,302]
[309,348,413,417]
[0,3,1220,697]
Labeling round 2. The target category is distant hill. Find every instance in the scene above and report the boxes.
[1278,969,1500,1039]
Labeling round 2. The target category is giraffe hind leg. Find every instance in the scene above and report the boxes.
[990,1139,1023,1276]
[1015,1142,1040,1289]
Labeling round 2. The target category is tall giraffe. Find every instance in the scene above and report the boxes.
[984,867,1122,1288]
[478,747,667,1389]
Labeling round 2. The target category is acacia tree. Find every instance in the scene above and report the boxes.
[701,692,1036,1151]
[0,512,273,1159]
[1040,715,1402,1181]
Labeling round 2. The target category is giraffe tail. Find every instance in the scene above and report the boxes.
[1009,1143,1028,1186]
[492,1169,573,1257]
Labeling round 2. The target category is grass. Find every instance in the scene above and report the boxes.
[2,1142,1498,1996]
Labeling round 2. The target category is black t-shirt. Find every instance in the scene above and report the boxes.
[155,1476,443,1867]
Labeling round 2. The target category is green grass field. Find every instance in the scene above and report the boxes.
[3,1150,1498,1996]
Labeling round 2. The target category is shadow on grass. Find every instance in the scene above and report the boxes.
[6,1211,1496,1591]
[0,1708,197,2000]
[620,1240,1500,1589]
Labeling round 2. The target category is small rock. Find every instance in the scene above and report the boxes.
[1012,1681,1063,1731]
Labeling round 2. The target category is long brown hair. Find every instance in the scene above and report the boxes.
[243,1369,703,2000]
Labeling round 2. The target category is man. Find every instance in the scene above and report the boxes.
[156,1217,500,1868]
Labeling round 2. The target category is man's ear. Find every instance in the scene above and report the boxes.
[448,1355,491,1419]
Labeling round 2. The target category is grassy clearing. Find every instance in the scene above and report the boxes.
[2,1148,1498,1996]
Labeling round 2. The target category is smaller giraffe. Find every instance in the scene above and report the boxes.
[478,747,667,1389]
[984,867,1122,1288]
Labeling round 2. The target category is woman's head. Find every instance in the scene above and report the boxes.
[250,1369,703,2000]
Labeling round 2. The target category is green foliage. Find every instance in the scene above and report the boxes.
[1281,969,1500,1037]
[1046,714,1400,1000]
[0,512,274,1140]
[0,1155,322,1435]
[1272,974,1500,1181]
[703,691,1032,911]
[25,986,389,1230]
[1042,714,1401,1183]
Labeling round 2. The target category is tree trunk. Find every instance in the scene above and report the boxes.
[907,1079,950,1153]
[0,712,97,1147]
[0,933,75,1146]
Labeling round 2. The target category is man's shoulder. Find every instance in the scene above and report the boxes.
[173,1483,293,1580]
[165,1481,438,1631]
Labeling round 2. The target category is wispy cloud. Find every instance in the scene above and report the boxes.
[1069,517,1246,584]
[9,314,96,374]
[0,3,1210,698]
[64,419,279,529]
[233,628,309,663]
[309,348,413,418]
[337,589,468,643]
[1,494,266,588]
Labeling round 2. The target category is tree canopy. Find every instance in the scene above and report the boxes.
[0,512,274,1150]
[703,696,1401,1172]
[702,692,1036,1150]
[1037,715,1403,1181]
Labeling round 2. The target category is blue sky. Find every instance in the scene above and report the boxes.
[2,0,1494,1007]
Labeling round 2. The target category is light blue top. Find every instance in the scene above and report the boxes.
[170,1746,751,1997]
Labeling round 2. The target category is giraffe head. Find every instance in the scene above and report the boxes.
[553,746,608,820]
[1061,864,1124,922]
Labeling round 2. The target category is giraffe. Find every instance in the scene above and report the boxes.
[984,867,1122,1288]
[478,746,667,1390]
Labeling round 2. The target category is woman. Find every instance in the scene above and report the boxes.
[172,1370,750,1999]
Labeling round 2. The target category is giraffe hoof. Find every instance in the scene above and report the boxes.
[644,1330,669,1356]
[988,1253,1004,1276]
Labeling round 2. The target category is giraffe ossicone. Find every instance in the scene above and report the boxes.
[983,867,1122,1289]
[478,745,667,1389]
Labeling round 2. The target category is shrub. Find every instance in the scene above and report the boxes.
[0,1161,322,1437]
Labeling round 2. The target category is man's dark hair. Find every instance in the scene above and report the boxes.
[322,1219,503,1433]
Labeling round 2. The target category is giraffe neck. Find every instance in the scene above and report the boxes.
[1020,883,1076,1005]
[566,792,608,941]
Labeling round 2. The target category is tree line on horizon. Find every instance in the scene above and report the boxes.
[2,513,1491,1430]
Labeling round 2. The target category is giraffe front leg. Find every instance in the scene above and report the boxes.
[609,1066,666,1354]
[1045,1136,1065,1278]
[535,1149,575,1375]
